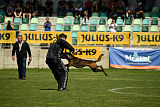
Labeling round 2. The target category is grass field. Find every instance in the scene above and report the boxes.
[0,68,160,107]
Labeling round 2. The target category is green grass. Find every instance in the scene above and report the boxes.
[0,68,160,107]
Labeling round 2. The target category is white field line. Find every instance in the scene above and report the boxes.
[108,87,160,98]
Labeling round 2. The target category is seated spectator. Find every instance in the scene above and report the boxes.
[125,4,134,19]
[117,0,125,7]
[75,4,82,17]
[3,20,13,48]
[6,3,14,21]
[108,0,117,18]
[100,0,108,12]
[23,3,32,21]
[26,0,33,9]
[32,0,40,17]
[44,0,53,16]
[75,0,83,8]
[16,0,24,6]
[6,21,14,30]
[137,0,143,7]
[135,5,144,18]
[32,0,43,16]
[67,0,74,12]
[92,0,98,12]
[44,17,51,31]
[14,3,22,18]
[109,18,117,32]
[116,3,125,19]
[109,0,117,9]
[82,12,88,26]
[57,0,66,17]
[85,0,92,14]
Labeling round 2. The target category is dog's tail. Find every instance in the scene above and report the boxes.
[96,54,104,62]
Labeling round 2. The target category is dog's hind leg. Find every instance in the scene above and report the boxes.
[97,66,108,76]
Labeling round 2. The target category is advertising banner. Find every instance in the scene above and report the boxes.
[109,47,160,69]
[65,46,102,59]
[78,32,129,45]
[20,31,72,44]
[133,32,160,45]
[0,31,16,43]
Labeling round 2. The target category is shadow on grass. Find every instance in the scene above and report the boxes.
[8,78,18,80]
[40,89,57,91]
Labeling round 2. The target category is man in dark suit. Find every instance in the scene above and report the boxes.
[12,33,32,80]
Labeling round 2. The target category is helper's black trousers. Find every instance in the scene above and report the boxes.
[46,58,68,89]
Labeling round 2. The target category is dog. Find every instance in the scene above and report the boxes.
[63,53,108,76]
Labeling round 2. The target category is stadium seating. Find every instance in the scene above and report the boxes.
[107,18,112,25]
[144,13,150,18]
[90,26,96,32]
[72,32,77,37]
[72,32,77,45]
[22,18,29,24]
[5,17,12,23]
[97,25,106,32]
[14,24,19,31]
[107,26,110,32]
[3,24,6,30]
[66,12,73,18]
[133,26,140,32]
[90,18,98,25]
[99,18,106,25]
[29,24,36,31]
[125,18,132,25]
[72,25,80,31]
[0,15,158,33]
[0,24,2,30]
[0,16,4,23]
[142,26,149,32]
[152,7,159,13]
[56,18,64,24]
[65,18,72,24]
[151,12,159,18]
[150,26,158,32]
[91,12,99,18]
[55,25,63,31]
[74,18,80,24]
[20,24,28,31]
[81,25,88,32]
[13,18,21,24]
[124,25,132,32]
[151,19,158,25]
[116,26,122,32]
[142,19,149,25]
[31,18,38,24]
[116,18,123,25]
[0,9,6,16]
[133,19,141,25]
[64,25,71,31]
[72,38,77,45]
[100,12,107,18]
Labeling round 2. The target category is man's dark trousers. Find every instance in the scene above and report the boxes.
[17,57,26,79]
[46,58,68,89]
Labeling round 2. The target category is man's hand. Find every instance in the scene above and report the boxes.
[29,57,32,61]
[12,56,15,61]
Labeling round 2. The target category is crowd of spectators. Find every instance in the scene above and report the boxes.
[0,0,157,22]
[56,0,148,20]
[1,0,51,21]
